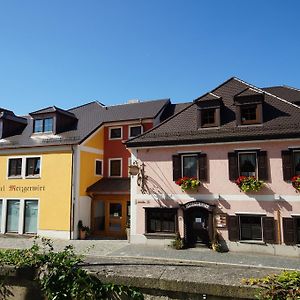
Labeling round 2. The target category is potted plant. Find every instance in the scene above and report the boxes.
[235,176,265,192]
[78,220,90,240]
[211,232,222,252]
[291,175,300,192]
[175,177,201,191]
[170,232,184,250]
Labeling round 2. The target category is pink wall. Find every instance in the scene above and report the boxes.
[134,140,300,236]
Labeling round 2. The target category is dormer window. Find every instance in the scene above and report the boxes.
[234,88,264,126]
[240,105,259,125]
[201,108,216,127]
[34,118,53,133]
[197,94,222,128]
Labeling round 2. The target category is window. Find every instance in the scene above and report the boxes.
[109,159,122,177]
[282,149,300,181]
[146,208,177,234]
[34,118,53,133]
[240,215,262,241]
[26,157,41,177]
[228,215,275,243]
[95,160,103,176]
[129,125,143,138]
[238,152,257,177]
[6,200,20,233]
[0,200,2,232]
[182,155,198,178]
[8,158,22,177]
[201,109,216,127]
[109,127,122,140]
[24,200,38,234]
[172,153,207,182]
[294,152,300,176]
[240,105,259,125]
[228,151,268,181]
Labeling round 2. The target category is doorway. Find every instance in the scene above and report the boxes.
[91,195,129,238]
[185,207,212,246]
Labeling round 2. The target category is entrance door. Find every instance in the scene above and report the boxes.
[185,207,210,246]
[92,198,127,238]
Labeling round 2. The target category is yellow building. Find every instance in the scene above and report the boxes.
[0,99,170,239]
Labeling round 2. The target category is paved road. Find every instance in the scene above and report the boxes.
[0,235,299,270]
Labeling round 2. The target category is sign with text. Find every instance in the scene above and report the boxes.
[181,201,214,211]
[0,184,46,193]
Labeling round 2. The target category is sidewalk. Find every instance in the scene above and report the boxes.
[0,235,299,270]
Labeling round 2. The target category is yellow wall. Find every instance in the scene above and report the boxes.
[84,127,104,149]
[80,127,104,196]
[0,151,73,231]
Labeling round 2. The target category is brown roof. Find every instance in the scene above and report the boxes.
[86,178,130,194]
[126,77,300,147]
[263,86,300,105]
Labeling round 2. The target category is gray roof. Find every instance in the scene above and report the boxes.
[126,77,300,147]
[0,99,170,149]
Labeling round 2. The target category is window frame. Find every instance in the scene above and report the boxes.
[237,151,258,177]
[181,154,199,178]
[293,150,300,176]
[7,157,23,178]
[33,118,54,134]
[109,127,123,140]
[201,108,217,127]
[109,158,122,177]
[25,157,41,178]
[128,125,143,138]
[23,199,39,234]
[145,208,177,234]
[95,159,103,176]
[239,215,263,242]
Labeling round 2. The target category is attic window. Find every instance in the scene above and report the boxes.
[240,105,259,125]
[34,118,53,133]
[201,109,216,127]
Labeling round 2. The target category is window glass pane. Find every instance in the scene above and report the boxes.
[240,216,262,241]
[26,158,40,176]
[0,200,2,231]
[146,209,176,233]
[201,109,215,125]
[6,200,20,232]
[241,105,257,122]
[110,160,121,176]
[44,118,53,132]
[294,152,300,175]
[110,128,122,139]
[182,156,198,178]
[24,200,38,233]
[130,126,142,137]
[94,200,105,231]
[239,153,256,176]
[34,119,43,133]
[95,160,102,175]
[8,158,22,177]
[296,218,300,244]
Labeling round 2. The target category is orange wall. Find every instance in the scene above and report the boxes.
[104,123,153,177]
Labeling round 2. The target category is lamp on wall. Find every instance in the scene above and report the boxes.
[128,161,147,193]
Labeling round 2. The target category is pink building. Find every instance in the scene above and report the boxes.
[126,77,300,257]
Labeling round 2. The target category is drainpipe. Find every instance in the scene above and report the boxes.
[69,145,75,240]
[277,209,282,244]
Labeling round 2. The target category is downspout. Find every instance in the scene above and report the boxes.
[70,145,75,240]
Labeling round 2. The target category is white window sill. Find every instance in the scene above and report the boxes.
[25,175,41,179]
[239,240,266,245]
[8,176,22,179]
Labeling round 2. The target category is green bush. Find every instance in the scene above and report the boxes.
[0,238,144,300]
[244,270,300,299]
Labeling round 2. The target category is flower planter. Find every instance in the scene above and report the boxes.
[235,176,265,193]
[175,177,201,192]
[291,175,300,192]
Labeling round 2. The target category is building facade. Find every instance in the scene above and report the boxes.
[126,78,300,256]
[0,99,171,239]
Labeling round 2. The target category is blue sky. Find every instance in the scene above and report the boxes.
[0,0,299,115]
